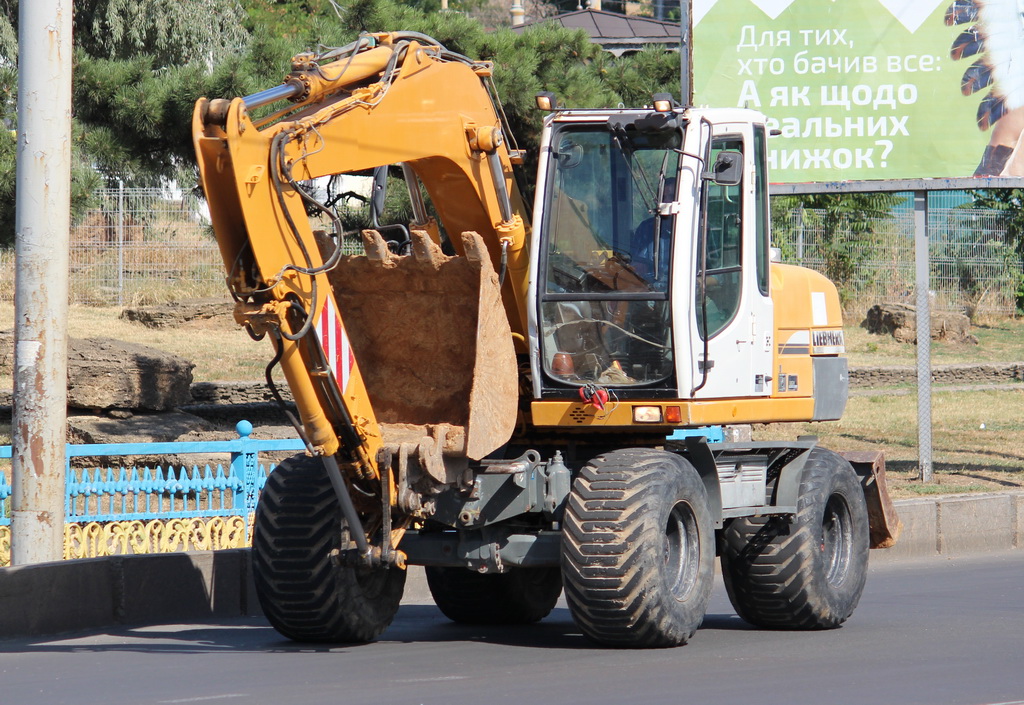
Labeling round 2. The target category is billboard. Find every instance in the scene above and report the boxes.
[692,0,1024,183]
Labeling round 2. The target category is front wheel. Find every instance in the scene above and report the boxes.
[252,454,406,643]
[560,449,715,648]
[720,448,869,629]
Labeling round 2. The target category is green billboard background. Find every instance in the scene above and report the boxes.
[693,0,1002,182]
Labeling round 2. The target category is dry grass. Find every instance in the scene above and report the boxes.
[755,387,1024,498]
[1,302,271,387]
[838,318,1024,497]
[843,316,1024,367]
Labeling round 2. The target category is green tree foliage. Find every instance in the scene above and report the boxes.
[311,0,680,202]
[74,0,250,67]
[965,189,1024,311]
[0,0,681,246]
[239,1,339,39]
[0,7,16,253]
[236,0,682,128]
[548,0,628,15]
[0,0,253,245]
[966,189,1024,250]
[632,0,680,21]
[1,1,19,126]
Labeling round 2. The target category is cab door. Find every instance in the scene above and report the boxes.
[686,122,774,399]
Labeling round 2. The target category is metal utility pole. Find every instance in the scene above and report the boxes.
[913,191,933,482]
[680,0,692,105]
[11,0,73,564]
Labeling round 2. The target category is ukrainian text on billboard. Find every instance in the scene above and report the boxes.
[693,0,1024,182]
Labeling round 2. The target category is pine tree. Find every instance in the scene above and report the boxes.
[0,0,682,246]
[75,0,250,67]
[0,0,255,245]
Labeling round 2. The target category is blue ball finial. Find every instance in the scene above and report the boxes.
[235,420,253,438]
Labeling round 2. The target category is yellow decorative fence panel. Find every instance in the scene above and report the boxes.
[0,517,250,566]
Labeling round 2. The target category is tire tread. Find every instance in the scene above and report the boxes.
[252,456,405,643]
[561,449,714,648]
[721,448,869,630]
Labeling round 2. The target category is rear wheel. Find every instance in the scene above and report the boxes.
[561,449,715,648]
[720,448,869,629]
[252,454,406,643]
[425,566,562,624]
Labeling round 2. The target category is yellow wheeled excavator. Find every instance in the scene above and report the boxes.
[192,31,899,648]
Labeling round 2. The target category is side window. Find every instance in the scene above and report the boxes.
[754,125,770,296]
[697,137,743,338]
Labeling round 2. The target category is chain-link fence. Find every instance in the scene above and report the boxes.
[772,206,1023,316]
[0,187,225,306]
[1,188,1022,315]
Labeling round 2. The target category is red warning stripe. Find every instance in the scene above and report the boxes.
[316,296,354,392]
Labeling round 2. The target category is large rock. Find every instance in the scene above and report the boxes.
[862,303,978,344]
[68,338,194,411]
[119,297,233,329]
[0,333,194,411]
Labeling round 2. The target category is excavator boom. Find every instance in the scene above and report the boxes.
[193,33,527,488]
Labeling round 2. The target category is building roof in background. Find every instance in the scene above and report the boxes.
[511,9,680,55]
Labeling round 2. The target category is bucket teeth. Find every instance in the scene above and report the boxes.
[410,230,444,264]
[460,231,487,263]
[361,229,391,262]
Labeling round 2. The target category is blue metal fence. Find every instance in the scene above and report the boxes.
[0,421,305,530]
[0,423,730,529]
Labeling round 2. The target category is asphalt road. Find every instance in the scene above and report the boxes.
[1,551,1022,705]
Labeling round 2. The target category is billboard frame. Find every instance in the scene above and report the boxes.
[770,177,1024,195]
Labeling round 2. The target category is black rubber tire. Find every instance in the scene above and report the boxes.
[252,454,406,643]
[720,447,869,630]
[561,448,715,648]
[425,566,563,624]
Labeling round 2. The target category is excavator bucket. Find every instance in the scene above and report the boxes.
[841,450,903,549]
[322,229,519,462]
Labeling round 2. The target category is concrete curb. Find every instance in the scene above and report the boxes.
[0,549,257,639]
[0,492,1019,640]
[870,491,1022,562]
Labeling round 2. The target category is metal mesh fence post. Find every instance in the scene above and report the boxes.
[914,191,934,482]
[117,181,125,308]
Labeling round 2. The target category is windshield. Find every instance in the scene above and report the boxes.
[540,123,681,388]
[544,127,681,295]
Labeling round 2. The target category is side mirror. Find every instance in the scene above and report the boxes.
[702,150,743,186]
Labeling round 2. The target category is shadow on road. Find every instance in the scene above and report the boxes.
[0,605,752,654]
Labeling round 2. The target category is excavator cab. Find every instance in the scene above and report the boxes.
[528,105,792,416]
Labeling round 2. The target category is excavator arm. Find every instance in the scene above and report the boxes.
[192,33,528,553]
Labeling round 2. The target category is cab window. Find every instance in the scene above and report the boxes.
[696,137,743,339]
